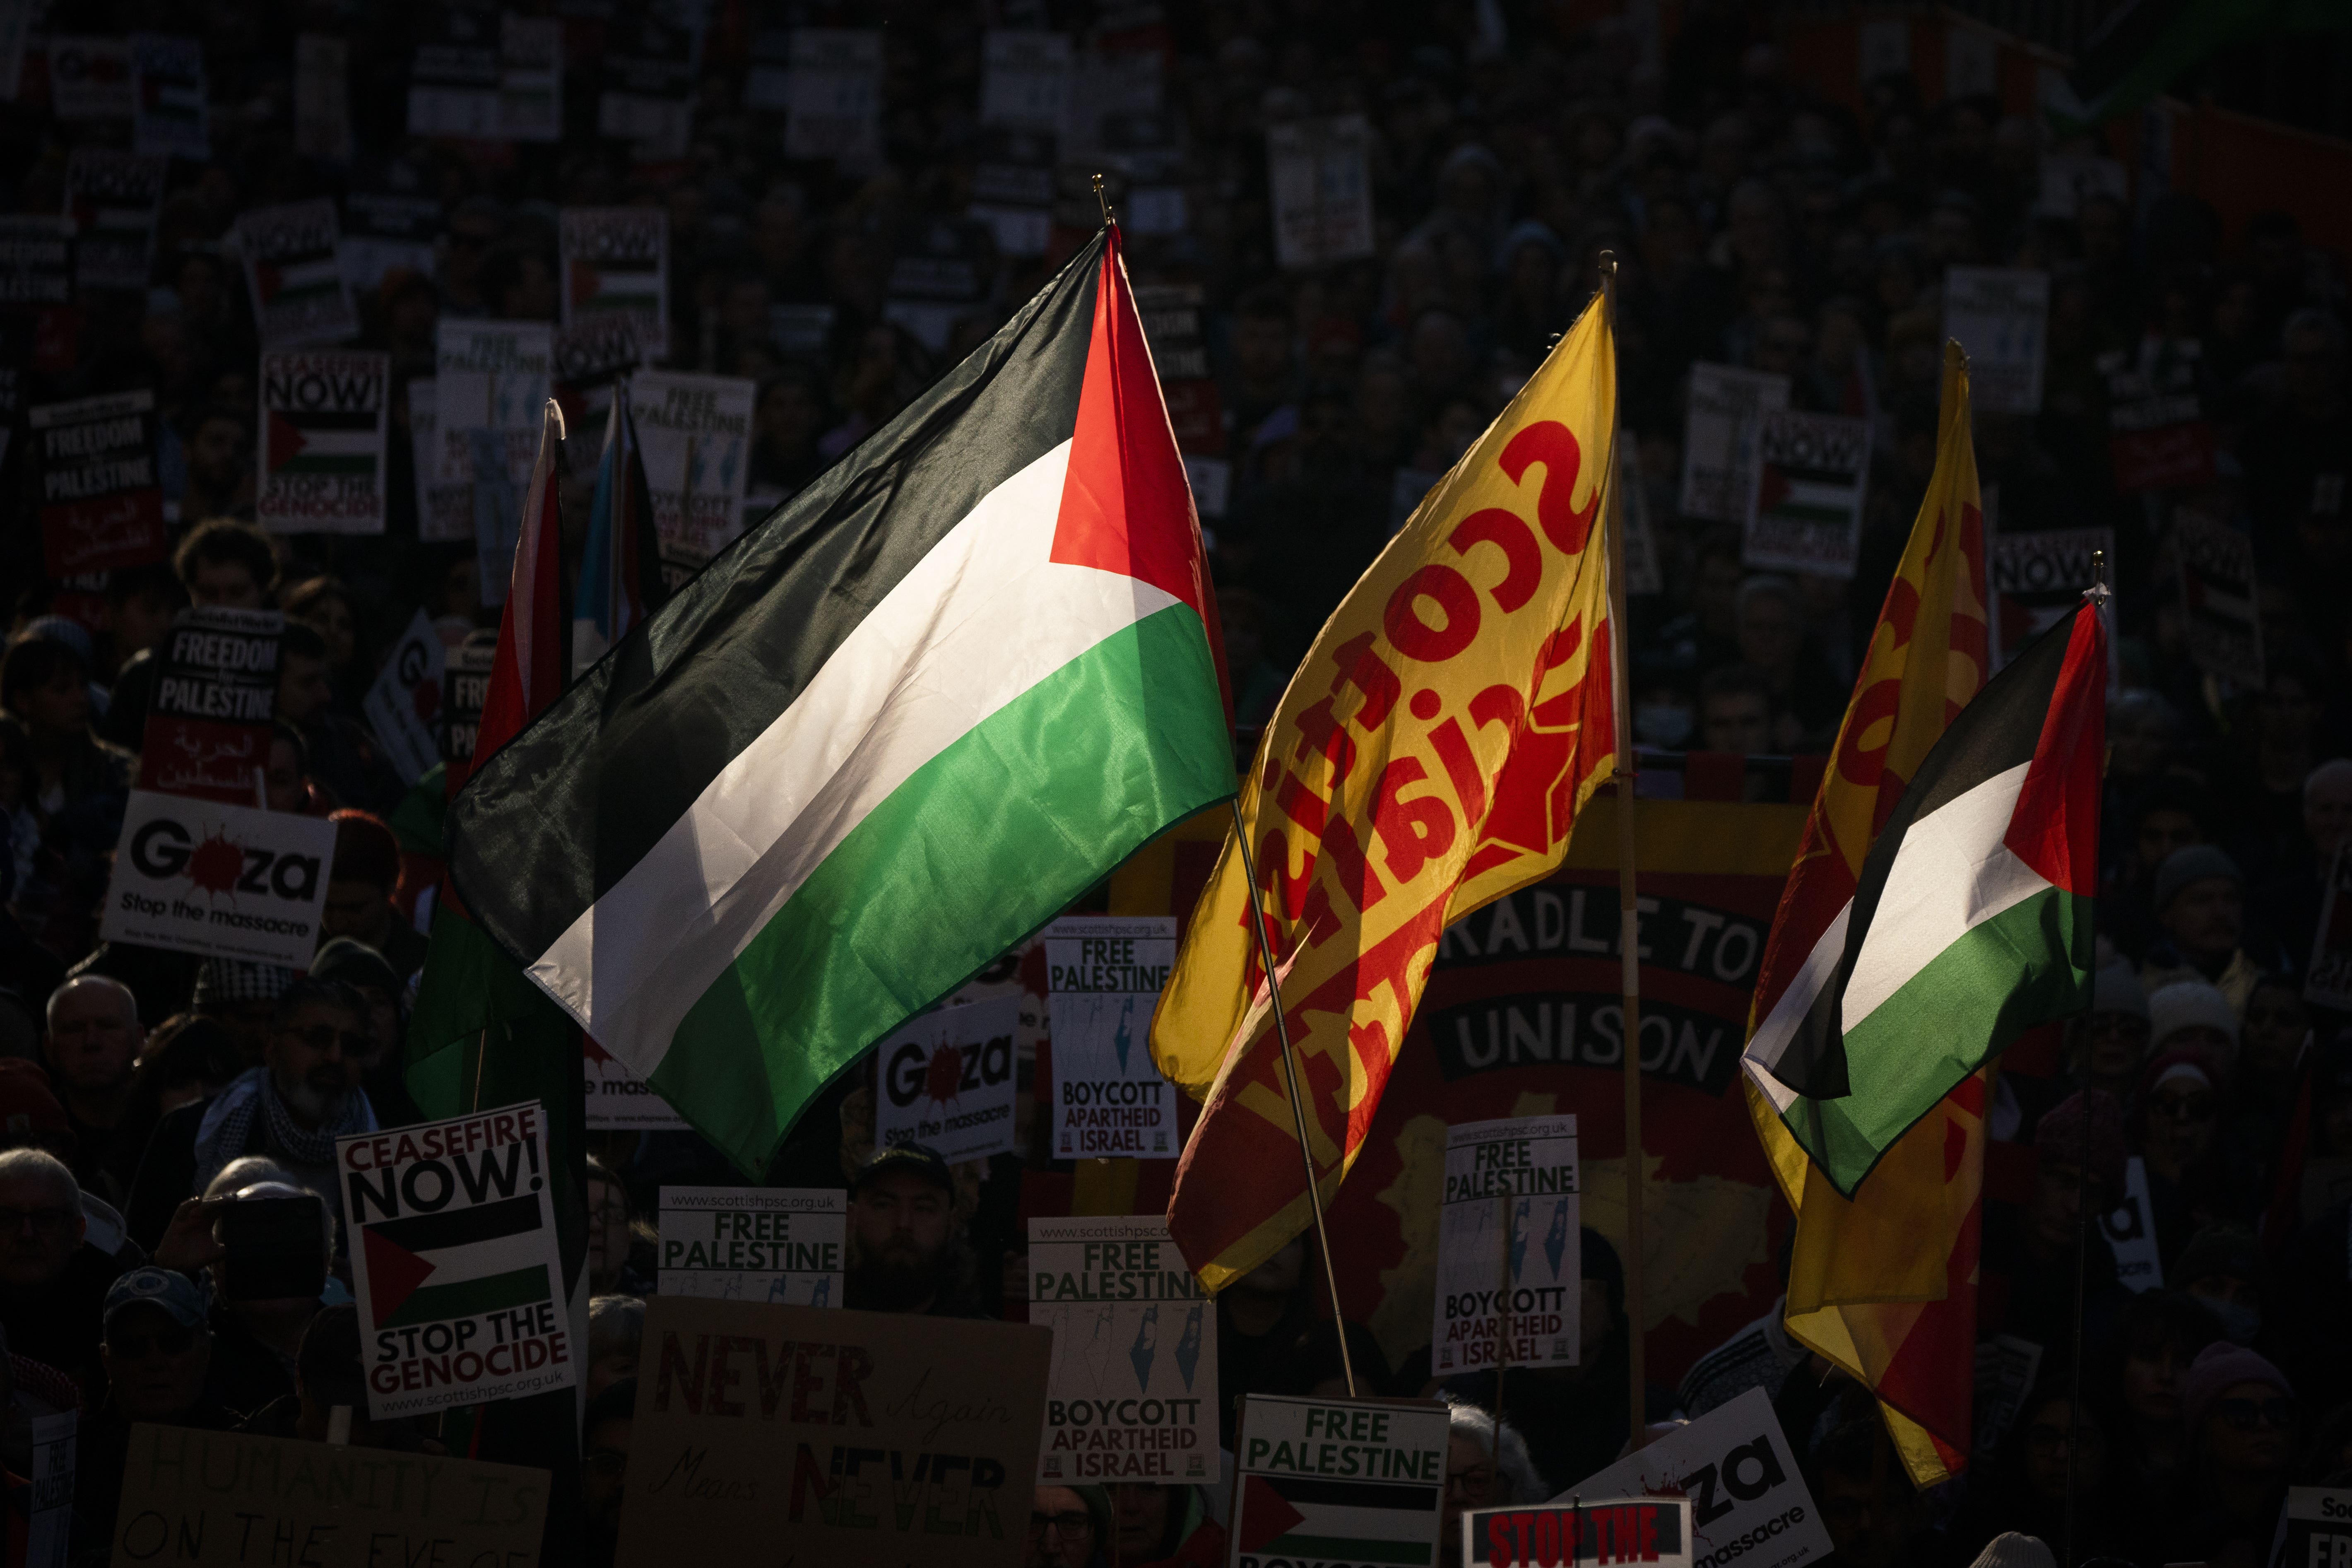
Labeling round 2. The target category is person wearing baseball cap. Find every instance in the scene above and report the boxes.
[74,1267,235,1558]
[843,1143,983,1318]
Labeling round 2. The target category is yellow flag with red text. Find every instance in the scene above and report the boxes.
[1153,295,1619,1293]
[1744,342,1991,1486]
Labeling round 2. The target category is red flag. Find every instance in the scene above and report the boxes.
[463,399,568,794]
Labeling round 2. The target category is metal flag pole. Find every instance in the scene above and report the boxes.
[2065,548,2112,1568]
[1230,798,1358,1397]
[1596,252,1649,1451]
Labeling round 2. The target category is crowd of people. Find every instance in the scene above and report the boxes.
[1,2,2349,1566]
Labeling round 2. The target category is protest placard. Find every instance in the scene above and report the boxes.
[407,12,560,142]
[1678,364,1790,523]
[2308,843,2352,1012]
[2273,1488,2352,1568]
[237,199,356,347]
[340,1101,575,1420]
[294,34,352,164]
[63,147,165,293]
[596,14,695,159]
[561,208,669,361]
[362,609,445,785]
[0,1,25,102]
[1268,115,1375,270]
[885,218,992,353]
[432,320,551,487]
[129,34,208,160]
[2174,512,2264,688]
[1464,1498,1694,1567]
[2101,1156,2164,1294]
[1134,284,1210,381]
[257,351,388,533]
[1029,1215,1216,1486]
[26,1411,71,1568]
[1943,267,2050,415]
[1042,916,1180,1159]
[1232,1395,1449,1568]
[785,29,884,169]
[2103,341,2212,494]
[658,1187,844,1305]
[970,127,1058,259]
[617,1298,1051,1568]
[1744,411,1871,578]
[1434,1115,1580,1375]
[404,380,473,544]
[31,389,168,578]
[1986,525,2109,668]
[980,30,1072,131]
[1061,48,1161,165]
[342,181,440,294]
[108,1423,546,1568]
[137,607,282,804]
[631,369,754,585]
[874,995,1022,1165]
[1973,1335,2043,1462]
[100,792,336,967]
[1549,1388,1827,1567]
[0,215,71,305]
[441,631,496,773]
[47,36,132,120]
[583,1038,689,1131]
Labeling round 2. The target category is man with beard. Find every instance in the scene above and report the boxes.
[42,975,143,1191]
[123,979,377,1249]
[843,1145,983,1315]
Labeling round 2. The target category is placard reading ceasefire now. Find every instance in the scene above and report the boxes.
[1029,1215,1216,1484]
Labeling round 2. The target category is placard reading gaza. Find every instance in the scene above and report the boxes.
[257,351,390,534]
[616,1298,1050,1568]
[659,1187,844,1306]
[1463,1498,1692,1567]
[874,995,1021,1164]
[1433,1115,1581,1374]
[1044,916,1181,1159]
[1231,1395,1448,1568]
[137,607,282,806]
[1030,1215,1216,1485]
[339,1103,575,1420]
[1554,1388,1830,1568]
[361,609,445,785]
[100,792,336,968]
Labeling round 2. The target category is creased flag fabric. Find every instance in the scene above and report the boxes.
[1744,600,2106,1190]
[1153,294,1619,1294]
[265,407,377,477]
[473,399,568,788]
[572,381,664,677]
[1743,342,1991,1486]
[444,226,1233,1177]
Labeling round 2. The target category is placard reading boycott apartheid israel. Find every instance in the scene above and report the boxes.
[339,1101,575,1420]
[658,1187,844,1306]
[1043,916,1181,1159]
[1029,1215,1215,1485]
[108,1423,546,1568]
[1433,1114,1579,1375]
[1230,1395,1447,1568]
[1552,1388,1830,1568]
[616,1297,1050,1568]
[1463,1497,1691,1567]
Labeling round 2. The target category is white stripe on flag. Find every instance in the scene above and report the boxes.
[530,438,1180,1074]
[281,427,376,457]
[1741,901,1849,1113]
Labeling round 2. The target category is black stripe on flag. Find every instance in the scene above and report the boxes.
[365,1193,542,1254]
[279,409,378,433]
[1268,1474,1442,1512]
[1771,603,2082,1100]
[449,231,1108,963]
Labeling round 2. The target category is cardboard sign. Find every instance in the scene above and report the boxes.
[2272,1488,2352,1568]
[2101,1156,2164,1294]
[1267,115,1375,270]
[257,350,388,532]
[561,208,669,362]
[632,369,754,586]
[1134,284,1210,382]
[441,632,496,772]
[340,1101,575,1420]
[970,127,1058,258]
[432,320,551,487]
[1943,267,2050,416]
[1550,1389,1828,1567]
[1744,411,1871,578]
[294,34,353,164]
[980,30,1071,131]
[137,607,282,804]
[63,147,165,292]
[25,1410,71,1568]
[1231,1395,1448,1568]
[1434,1115,1582,1374]
[362,609,445,785]
[1987,525,2109,669]
[583,1037,690,1130]
[404,379,474,543]
[596,14,694,159]
[238,199,357,347]
[2104,340,2212,494]
[31,389,168,576]
[874,995,1022,1165]
[2175,512,2264,688]
[2308,842,2352,1012]
[658,1187,845,1306]
[1678,365,1790,523]
[784,29,884,169]
[617,1298,1051,1568]
[1972,1334,2043,1463]
[0,215,71,305]
[1043,916,1181,1159]
[129,34,209,160]
[1029,1215,1216,1485]
[47,35,132,120]
[101,792,337,967]
[1464,1499,1694,1567]
[108,1424,546,1568]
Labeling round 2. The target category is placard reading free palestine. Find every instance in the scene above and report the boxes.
[1231,1395,1447,1568]
[1029,1215,1215,1485]
[1044,916,1181,1159]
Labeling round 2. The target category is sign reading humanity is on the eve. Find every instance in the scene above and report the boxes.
[1231,1395,1448,1568]
[1029,1215,1216,1486]
[659,1187,845,1306]
[100,793,336,969]
[1433,1114,1581,1376]
[340,1102,575,1420]
[1044,916,1181,1159]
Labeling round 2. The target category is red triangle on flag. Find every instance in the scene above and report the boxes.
[1237,1474,1306,1553]
[361,1222,438,1323]
[266,409,309,473]
[569,259,603,303]
[254,261,284,304]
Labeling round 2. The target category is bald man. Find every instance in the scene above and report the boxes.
[44,978,144,1191]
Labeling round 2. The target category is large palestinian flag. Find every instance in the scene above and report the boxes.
[1743,599,2106,1195]
[445,227,1232,1174]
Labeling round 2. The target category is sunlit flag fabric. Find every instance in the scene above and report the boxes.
[571,380,664,677]
[445,227,1232,1175]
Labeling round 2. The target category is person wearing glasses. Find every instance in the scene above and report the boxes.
[70,1266,235,1560]
[1026,1484,1110,1568]
[581,1378,636,1568]
[2168,1341,2299,1558]
[0,1146,128,1391]
[123,978,379,1249]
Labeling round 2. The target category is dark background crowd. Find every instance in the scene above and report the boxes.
[0,2,2349,1567]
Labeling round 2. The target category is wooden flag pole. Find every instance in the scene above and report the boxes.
[1230,796,1358,1397]
[1596,252,1648,1451]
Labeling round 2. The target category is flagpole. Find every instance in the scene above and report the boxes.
[2064,549,2111,1568]
[1596,252,1648,1451]
[1228,796,1358,1398]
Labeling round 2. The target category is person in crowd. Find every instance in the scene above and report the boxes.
[0,1147,128,1389]
[277,626,403,814]
[1981,1090,2128,1348]
[2075,961,2153,1098]
[2140,846,2270,1010]
[1695,662,1778,756]
[101,1016,239,1198]
[1807,1417,1933,1567]
[41,975,142,1192]
[1110,1481,1226,1568]
[320,812,430,983]
[2163,1341,2299,1556]
[189,959,291,1065]
[2089,1289,2224,1494]
[1730,574,1844,745]
[1437,1398,1547,1567]
[1027,1484,1111,1568]
[150,1168,324,1418]
[278,576,364,710]
[0,636,125,878]
[586,1295,644,1400]
[98,518,279,752]
[2146,978,2239,1062]
[582,1378,636,1568]
[2170,1224,2273,1355]
[2132,1044,2234,1265]
[2101,775,2215,961]
[236,1304,441,1453]
[70,1267,238,1559]
[842,1144,981,1316]
[1214,1236,1318,1447]
[585,1158,657,1298]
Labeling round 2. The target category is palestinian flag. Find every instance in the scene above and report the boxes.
[568,257,662,317]
[445,226,1230,1175]
[361,1193,551,1329]
[266,406,378,477]
[1744,600,2106,1194]
[1235,1474,1441,1566]
[255,255,343,310]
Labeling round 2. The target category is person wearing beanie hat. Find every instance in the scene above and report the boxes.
[2173,1340,2296,1550]
[2132,1042,2229,1267]
[2142,844,2273,1014]
[2169,1223,2268,1347]
[2147,979,2239,1056]
[1028,1481,1112,1568]
[2079,958,2152,1093]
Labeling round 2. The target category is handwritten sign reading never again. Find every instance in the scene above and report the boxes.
[616,1298,1052,1568]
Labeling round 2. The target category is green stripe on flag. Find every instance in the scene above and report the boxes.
[278,454,376,476]
[648,602,1232,1174]
[1262,1535,1430,1567]
[381,1263,550,1328]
